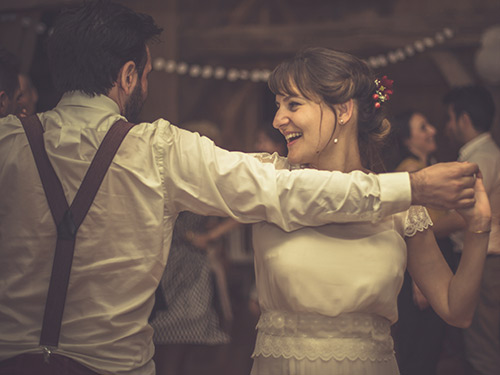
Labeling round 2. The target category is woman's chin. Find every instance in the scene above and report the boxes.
[286,153,302,166]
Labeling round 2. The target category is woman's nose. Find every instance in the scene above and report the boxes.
[273,109,288,129]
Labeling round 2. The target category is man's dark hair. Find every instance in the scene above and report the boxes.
[47,0,162,96]
[443,85,495,133]
[0,47,20,99]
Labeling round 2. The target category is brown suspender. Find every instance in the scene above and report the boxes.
[19,115,136,361]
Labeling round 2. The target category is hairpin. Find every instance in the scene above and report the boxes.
[373,76,394,108]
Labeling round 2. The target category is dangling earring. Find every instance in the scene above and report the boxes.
[334,118,343,144]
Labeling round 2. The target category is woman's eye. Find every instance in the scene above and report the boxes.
[288,101,300,110]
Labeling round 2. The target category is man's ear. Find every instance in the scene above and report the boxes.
[459,112,474,130]
[335,98,355,124]
[0,91,11,117]
[117,61,138,95]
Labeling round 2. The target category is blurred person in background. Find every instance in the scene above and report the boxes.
[433,85,500,375]
[253,122,287,157]
[0,46,21,117]
[390,109,455,375]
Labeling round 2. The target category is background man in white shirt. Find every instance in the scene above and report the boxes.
[434,85,500,375]
[0,1,481,374]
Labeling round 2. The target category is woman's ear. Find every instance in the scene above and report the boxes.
[117,61,138,95]
[335,99,355,124]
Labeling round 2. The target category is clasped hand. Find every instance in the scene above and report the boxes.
[411,161,481,210]
[455,171,491,233]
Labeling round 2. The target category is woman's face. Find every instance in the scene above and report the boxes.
[406,113,437,156]
[273,92,336,166]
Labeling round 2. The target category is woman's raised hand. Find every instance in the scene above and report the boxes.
[456,172,491,233]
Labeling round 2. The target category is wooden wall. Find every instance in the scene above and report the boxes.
[1,0,499,160]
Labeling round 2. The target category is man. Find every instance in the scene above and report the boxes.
[0,47,21,117]
[434,85,500,375]
[0,1,480,375]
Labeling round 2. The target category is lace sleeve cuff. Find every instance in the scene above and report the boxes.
[404,205,433,237]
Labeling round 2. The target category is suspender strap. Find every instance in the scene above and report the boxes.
[19,115,136,350]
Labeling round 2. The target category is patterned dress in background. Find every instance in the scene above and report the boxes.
[150,212,230,345]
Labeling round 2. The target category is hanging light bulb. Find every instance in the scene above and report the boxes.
[475,25,500,85]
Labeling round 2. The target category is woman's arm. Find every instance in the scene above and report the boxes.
[431,210,466,239]
[406,175,491,327]
[186,218,241,249]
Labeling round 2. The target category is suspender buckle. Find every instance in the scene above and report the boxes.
[42,346,55,364]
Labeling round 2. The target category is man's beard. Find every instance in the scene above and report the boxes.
[124,83,145,123]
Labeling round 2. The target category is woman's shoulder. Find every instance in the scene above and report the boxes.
[395,157,426,173]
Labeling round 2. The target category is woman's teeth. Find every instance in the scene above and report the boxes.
[285,132,303,143]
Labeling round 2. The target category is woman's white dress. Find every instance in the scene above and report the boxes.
[250,199,432,375]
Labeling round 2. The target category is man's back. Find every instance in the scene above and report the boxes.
[0,92,167,374]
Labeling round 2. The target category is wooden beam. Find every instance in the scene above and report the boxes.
[179,12,499,62]
[0,0,77,11]
[0,0,146,11]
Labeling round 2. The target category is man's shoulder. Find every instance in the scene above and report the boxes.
[130,118,175,139]
[0,114,24,139]
[464,135,500,162]
[0,113,22,127]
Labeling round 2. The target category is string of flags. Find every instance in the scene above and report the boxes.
[152,27,455,82]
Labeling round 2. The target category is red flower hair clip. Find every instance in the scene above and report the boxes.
[373,76,394,109]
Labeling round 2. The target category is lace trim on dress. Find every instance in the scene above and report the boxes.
[404,205,433,237]
[252,311,395,362]
[250,152,291,170]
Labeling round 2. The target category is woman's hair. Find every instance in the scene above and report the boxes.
[47,0,162,96]
[391,109,420,164]
[268,47,391,171]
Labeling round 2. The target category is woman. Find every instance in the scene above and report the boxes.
[250,47,491,375]
[392,110,437,173]
[390,110,454,375]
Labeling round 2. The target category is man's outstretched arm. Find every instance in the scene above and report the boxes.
[162,125,479,230]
